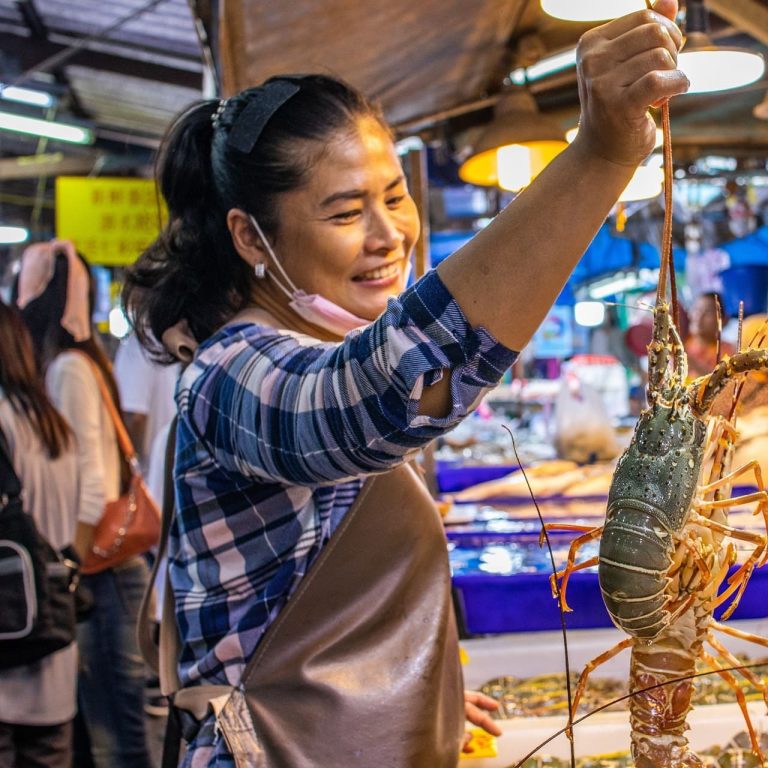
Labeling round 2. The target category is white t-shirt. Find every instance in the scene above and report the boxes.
[0,397,79,725]
[113,334,179,470]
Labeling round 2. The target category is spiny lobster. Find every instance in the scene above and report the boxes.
[539,34,768,768]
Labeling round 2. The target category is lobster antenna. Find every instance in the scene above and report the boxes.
[747,314,768,349]
[737,300,745,353]
[511,658,768,766]
[648,0,678,329]
[714,293,724,365]
[502,425,576,768]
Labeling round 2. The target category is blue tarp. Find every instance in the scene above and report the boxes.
[720,225,768,267]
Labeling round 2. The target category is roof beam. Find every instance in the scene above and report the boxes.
[0,31,202,90]
[15,0,47,40]
[706,0,768,47]
[0,152,102,180]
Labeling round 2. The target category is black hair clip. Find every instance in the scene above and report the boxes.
[227,80,301,154]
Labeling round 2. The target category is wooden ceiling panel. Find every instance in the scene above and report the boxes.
[220,0,526,125]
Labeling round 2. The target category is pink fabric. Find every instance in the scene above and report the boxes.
[16,240,91,342]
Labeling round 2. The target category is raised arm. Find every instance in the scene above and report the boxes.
[437,0,686,350]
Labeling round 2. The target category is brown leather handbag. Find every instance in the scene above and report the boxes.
[78,355,160,575]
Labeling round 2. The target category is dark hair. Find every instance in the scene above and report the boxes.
[0,300,72,458]
[16,250,123,412]
[122,74,388,360]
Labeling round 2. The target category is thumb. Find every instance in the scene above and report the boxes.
[650,0,679,22]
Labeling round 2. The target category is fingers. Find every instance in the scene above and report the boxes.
[626,67,691,106]
[595,8,683,51]
[465,702,503,736]
[464,691,502,737]
[464,690,500,711]
[651,0,679,22]
[609,22,681,67]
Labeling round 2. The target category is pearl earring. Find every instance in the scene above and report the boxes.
[254,263,266,279]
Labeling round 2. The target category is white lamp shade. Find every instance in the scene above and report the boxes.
[678,48,765,94]
[541,0,645,22]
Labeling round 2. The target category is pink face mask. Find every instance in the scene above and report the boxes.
[249,215,409,338]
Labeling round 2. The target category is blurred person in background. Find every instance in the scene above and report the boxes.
[14,240,152,768]
[685,291,734,379]
[113,331,180,474]
[0,299,79,768]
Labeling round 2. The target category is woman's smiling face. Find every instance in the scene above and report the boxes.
[267,116,420,322]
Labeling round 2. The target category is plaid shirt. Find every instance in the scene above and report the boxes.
[173,270,516,763]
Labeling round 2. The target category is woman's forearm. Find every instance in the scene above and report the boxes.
[436,1,687,352]
[436,142,633,351]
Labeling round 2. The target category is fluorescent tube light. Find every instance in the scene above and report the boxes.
[0,226,30,244]
[510,48,578,85]
[0,110,93,144]
[0,83,54,108]
[588,269,659,300]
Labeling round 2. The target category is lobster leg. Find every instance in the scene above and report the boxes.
[710,620,768,650]
[569,637,633,726]
[700,650,765,762]
[551,556,600,612]
[548,527,603,611]
[706,632,768,709]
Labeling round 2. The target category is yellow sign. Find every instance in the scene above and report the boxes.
[55,177,166,266]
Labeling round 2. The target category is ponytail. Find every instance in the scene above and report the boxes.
[123,100,250,361]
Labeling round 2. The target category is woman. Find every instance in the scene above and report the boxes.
[0,300,79,768]
[124,3,688,765]
[15,241,152,768]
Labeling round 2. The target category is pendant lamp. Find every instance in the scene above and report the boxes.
[541,0,645,22]
[458,88,568,191]
[679,0,765,94]
[541,0,765,95]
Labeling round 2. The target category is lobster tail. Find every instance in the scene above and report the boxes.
[630,608,705,768]
[599,505,671,639]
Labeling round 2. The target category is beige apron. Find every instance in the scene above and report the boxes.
[142,461,465,767]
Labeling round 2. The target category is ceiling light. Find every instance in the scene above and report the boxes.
[510,47,578,85]
[459,88,568,191]
[679,0,765,94]
[541,0,646,22]
[619,164,663,202]
[679,42,765,94]
[0,110,93,144]
[0,226,29,244]
[588,268,659,300]
[574,301,606,327]
[0,83,54,108]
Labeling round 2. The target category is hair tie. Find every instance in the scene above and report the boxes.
[227,80,301,154]
[211,99,227,128]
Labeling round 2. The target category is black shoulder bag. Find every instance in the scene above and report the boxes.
[0,426,79,669]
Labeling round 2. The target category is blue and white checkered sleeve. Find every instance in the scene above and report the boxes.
[185,270,518,485]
